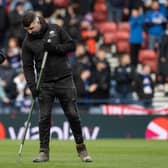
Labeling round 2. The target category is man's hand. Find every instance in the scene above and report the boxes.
[31,87,40,99]
[43,40,55,52]
[88,84,98,93]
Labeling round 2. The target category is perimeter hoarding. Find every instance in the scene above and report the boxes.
[1,114,168,140]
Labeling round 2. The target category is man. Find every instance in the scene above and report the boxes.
[21,11,92,163]
[0,49,6,64]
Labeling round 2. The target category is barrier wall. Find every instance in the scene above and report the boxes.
[0,113,168,140]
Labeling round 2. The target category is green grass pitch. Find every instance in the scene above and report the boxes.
[0,139,167,168]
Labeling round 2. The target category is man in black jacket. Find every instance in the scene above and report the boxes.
[22,11,92,163]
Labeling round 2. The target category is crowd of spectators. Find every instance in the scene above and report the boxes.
[0,0,168,113]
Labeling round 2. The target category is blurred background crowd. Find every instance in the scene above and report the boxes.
[0,0,168,113]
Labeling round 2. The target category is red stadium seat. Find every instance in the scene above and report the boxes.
[139,49,157,61]
[118,22,130,32]
[93,12,108,22]
[138,49,158,72]
[116,31,129,41]
[95,22,117,34]
[116,41,130,53]
[103,32,117,44]
[53,0,69,8]
[141,32,149,49]
[94,3,107,12]
[93,1,108,22]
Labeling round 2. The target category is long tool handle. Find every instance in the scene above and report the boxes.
[18,51,48,157]
[18,100,35,156]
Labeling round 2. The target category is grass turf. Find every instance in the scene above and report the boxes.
[0,139,167,168]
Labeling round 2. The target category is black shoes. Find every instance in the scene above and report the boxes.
[76,143,93,162]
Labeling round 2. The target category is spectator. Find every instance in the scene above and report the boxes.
[143,0,152,11]
[134,64,154,107]
[71,42,92,73]
[113,53,136,103]
[90,48,111,99]
[127,0,144,11]
[159,0,168,18]
[75,68,96,99]
[90,60,111,100]
[64,3,82,41]
[0,0,9,48]
[158,23,168,95]
[124,0,144,20]
[145,0,167,50]
[37,0,55,19]
[0,78,10,104]
[13,71,26,107]
[0,59,17,101]
[71,43,93,98]
[70,0,92,16]
[129,7,144,67]
[6,37,22,72]
[106,0,128,22]
[10,0,33,11]
[29,0,41,10]
[80,17,98,56]
[8,1,25,42]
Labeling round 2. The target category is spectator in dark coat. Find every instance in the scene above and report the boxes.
[71,43,92,79]
[8,2,25,42]
[91,48,111,99]
[113,53,136,103]
[0,0,9,47]
[90,60,111,100]
[75,67,97,99]
[134,64,154,107]
[36,0,55,18]
[0,59,17,101]
[158,24,168,95]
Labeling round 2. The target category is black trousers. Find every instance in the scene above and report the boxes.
[38,76,83,149]
[130,43,141,67]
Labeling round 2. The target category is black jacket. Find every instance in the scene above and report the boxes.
[114,64,136,93]
[22,19,75,92]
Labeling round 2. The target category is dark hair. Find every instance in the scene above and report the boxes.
[119,52,129,57]
[22,11,36,27]
[15,1,24,8]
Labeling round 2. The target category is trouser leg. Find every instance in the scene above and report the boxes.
[58,87,84,144]
[38,89,55,149]
[130,43,141,67]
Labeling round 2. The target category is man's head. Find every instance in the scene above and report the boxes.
[15,1,24,15]
[120,53,131,66]
[142,64,152,74]
[151,0,159,11]
[22,11,42,34]
[96,48,106,61]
